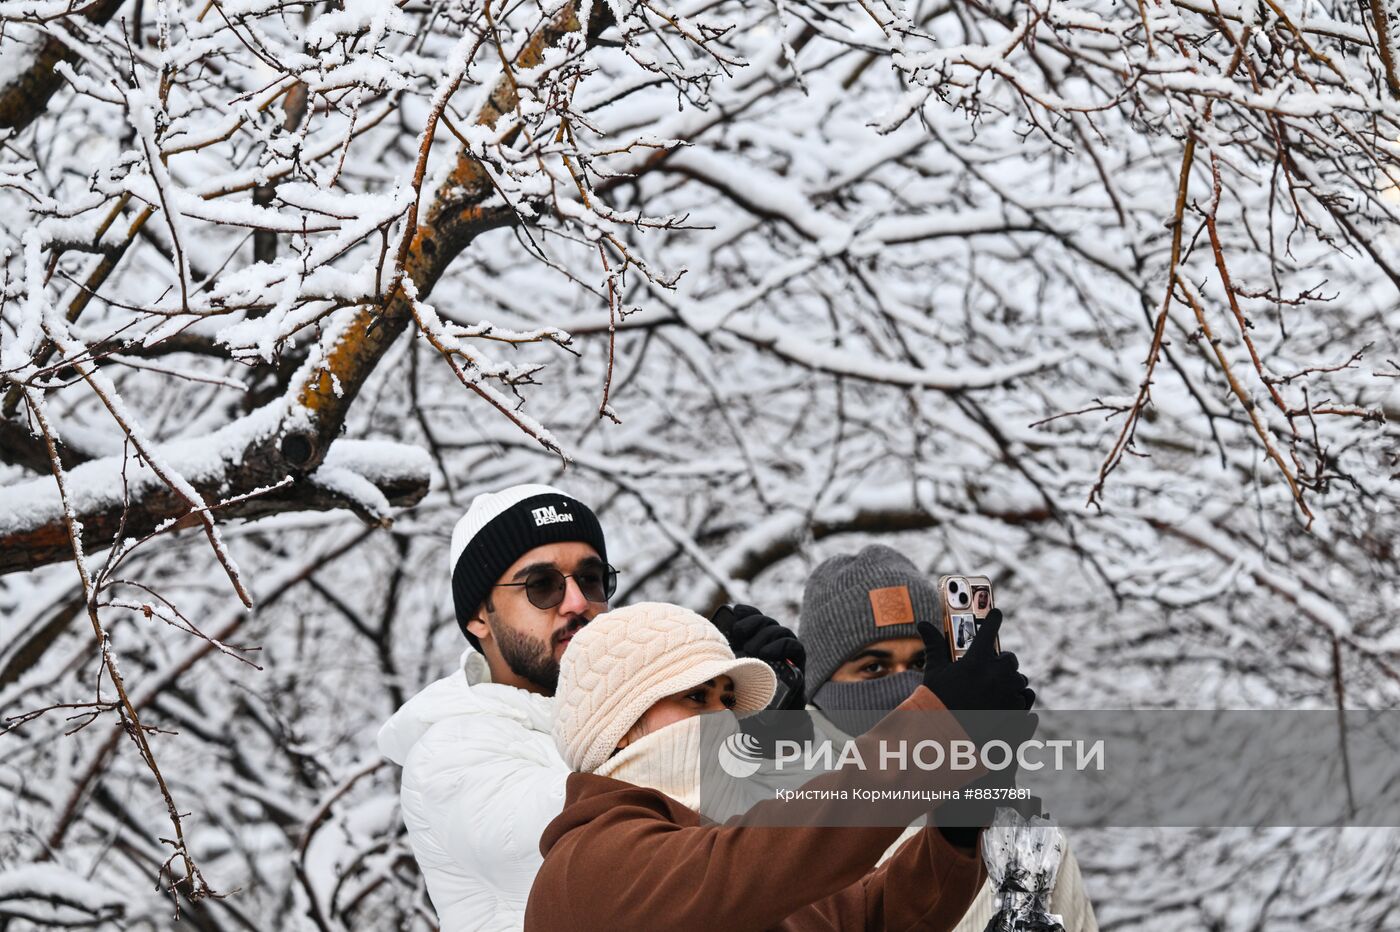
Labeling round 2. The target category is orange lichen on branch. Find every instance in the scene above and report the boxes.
[294,309,381,418]
[286,0,610,466]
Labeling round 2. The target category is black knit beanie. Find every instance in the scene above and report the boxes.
[449,484,607,647]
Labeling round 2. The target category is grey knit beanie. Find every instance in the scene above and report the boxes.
[799,544,941,692]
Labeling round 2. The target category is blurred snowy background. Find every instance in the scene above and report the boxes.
[2,0,1399,927]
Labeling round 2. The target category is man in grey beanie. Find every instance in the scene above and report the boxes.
[800,543,940,713]
[798,543,1100,932]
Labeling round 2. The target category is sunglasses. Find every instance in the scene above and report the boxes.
[494,561,618,610]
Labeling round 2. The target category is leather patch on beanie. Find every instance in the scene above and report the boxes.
[869,585,914,627]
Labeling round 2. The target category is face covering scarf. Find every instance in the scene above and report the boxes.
[810,670,923,714]
[596,712,713,810]
[595,712,775,821]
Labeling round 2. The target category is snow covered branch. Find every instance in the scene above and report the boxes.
[0,865,124,926]
[0,435,432,574]
[0,0,127,132]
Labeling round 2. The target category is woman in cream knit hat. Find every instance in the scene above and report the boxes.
[551,600,777,775]
[525,601,990,932]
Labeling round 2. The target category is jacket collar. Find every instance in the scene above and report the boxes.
[457,646,556,732]
[375,646,555,764]
[461,646,492,684]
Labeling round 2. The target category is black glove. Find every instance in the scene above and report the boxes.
[918,609,1035,712]
[920,609,1038,846]
[713,604,807,711]
[721,604,806,673]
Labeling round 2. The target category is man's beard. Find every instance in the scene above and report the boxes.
[490,616,584,694]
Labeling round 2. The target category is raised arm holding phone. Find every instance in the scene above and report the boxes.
[798,544,1098,932]
[524,600,1040,932]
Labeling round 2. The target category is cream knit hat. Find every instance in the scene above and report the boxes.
[553,602,777,773]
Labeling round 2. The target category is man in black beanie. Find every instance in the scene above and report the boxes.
[377,483,803,931]
[447,482,612,694]
[377,483,612,930]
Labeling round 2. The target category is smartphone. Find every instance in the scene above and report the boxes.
[938,575,999,661]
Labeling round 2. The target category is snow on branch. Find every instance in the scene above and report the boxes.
[0,426,432,574]
[0,865,124,926]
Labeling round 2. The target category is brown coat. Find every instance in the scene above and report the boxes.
[525,687,987,932]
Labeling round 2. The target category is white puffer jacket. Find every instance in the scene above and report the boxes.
[377,649,567,932]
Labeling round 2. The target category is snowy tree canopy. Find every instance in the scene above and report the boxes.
[2,0,1399,927]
